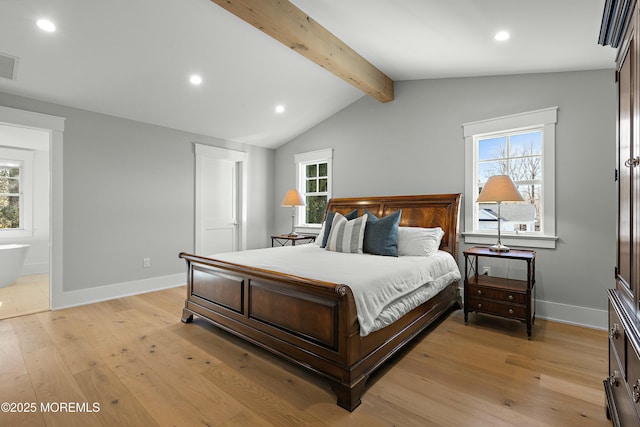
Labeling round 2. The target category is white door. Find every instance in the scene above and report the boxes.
[195,144,247,255]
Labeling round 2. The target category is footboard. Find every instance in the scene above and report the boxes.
[179,252,365,408]
[179,193,462,410]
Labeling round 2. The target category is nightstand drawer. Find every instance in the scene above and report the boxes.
[467,285,526,304]
[463,246,536,338]
[467,297,526,319]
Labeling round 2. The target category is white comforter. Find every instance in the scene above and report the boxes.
[209,245,461,336]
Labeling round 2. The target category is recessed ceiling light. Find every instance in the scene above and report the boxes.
[189,74,202,85]
[36,19,56,32]
[275,105,285,114]
[494,31,510,41]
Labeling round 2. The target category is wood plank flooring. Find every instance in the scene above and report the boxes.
[0,274,49,320]
[0,286,608,426]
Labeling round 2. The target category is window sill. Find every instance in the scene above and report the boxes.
[0,229,34,239]
[462,232,558,249]
[294,225,321,236]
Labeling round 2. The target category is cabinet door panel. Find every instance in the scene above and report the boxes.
[618,36,633,295]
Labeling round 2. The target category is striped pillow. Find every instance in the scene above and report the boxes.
[325,212,368,254]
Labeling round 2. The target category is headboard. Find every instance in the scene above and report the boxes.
[325,193,462,257]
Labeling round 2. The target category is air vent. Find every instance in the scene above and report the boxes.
[0,53,19,80]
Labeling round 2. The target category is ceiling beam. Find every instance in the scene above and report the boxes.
[210,0,394,103]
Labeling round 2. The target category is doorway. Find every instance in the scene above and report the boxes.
[0,105,64,315]
[0,123,50,319]
[194,144,247,255]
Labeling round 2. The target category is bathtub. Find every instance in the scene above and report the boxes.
[0,244,30,288]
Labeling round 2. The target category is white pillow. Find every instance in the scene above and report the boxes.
[313,221,326,246]
[397,226,445,256]
[325,213,368,254]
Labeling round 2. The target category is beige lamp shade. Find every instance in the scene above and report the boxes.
[476,175,524,203]
[281,189,305,207]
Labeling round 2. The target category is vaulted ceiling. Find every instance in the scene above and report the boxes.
[0,0,616,148]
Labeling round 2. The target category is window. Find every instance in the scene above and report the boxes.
[0,147,33,237]
[477,130,542,232]
[463,107,558,249]
[0,160,21,229]
[294,148,333,227]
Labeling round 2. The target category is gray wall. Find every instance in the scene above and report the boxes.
[0,68,617,323]
[0,92,274,292]
[275,69,616,321]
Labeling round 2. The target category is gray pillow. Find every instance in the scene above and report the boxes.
[363,209,401,257]
[325,213,368,254]
[321,209,358,247]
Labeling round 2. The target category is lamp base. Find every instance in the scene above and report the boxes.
[287,231,299,237]
[489,242,510,252]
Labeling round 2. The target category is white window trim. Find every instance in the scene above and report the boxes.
[462,107,558,249]
[294,148,333,234]
[0,147,34,239]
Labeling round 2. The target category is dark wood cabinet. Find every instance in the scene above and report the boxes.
[606,290,640,426]
[601,1,640,424]
[463,246,536,338]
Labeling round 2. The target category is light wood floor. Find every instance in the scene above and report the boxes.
[0,286,608,426]
[0,274,49,320]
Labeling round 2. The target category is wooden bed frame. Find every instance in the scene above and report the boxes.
[180,193,462,411]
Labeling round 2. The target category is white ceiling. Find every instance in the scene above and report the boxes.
[0,0,616,149]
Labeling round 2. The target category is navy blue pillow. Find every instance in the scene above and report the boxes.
[321,209,358,248]
[363,209,401,256]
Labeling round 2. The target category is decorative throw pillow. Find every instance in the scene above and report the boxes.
[363,209,401,256]
[325,212,368,253]
[397,226,445,256]
[314,221,326,245]
[320,209,358,248]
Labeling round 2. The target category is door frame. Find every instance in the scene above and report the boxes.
[0,105,65,310]
[194,143,248,253]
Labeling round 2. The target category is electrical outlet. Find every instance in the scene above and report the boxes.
[143,257,151,268]
[482,266,490,275]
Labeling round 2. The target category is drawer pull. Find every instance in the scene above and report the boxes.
[610,323,621,340]
[634,380,640,403]
[477,303,482,308]
[610,370,621,387]
[508,295,514,300]
[477,289,482,295]
[508,308,514,314]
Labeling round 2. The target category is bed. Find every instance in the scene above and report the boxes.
[180,193,462,411]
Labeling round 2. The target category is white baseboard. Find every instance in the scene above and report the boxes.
[535,299,607,330]
[51,273,186,310]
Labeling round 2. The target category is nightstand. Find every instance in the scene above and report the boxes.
[463,246,536,338]
[271,234,316,247]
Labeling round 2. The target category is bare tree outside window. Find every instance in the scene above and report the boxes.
[477,131,542,232]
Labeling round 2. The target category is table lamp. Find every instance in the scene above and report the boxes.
[281,189,305,236]
[476,175,524,252]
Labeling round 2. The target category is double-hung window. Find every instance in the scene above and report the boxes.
[294,148,333,229]
[0,147,33,237]
[463,107,558,249]
[0,160,21,229]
